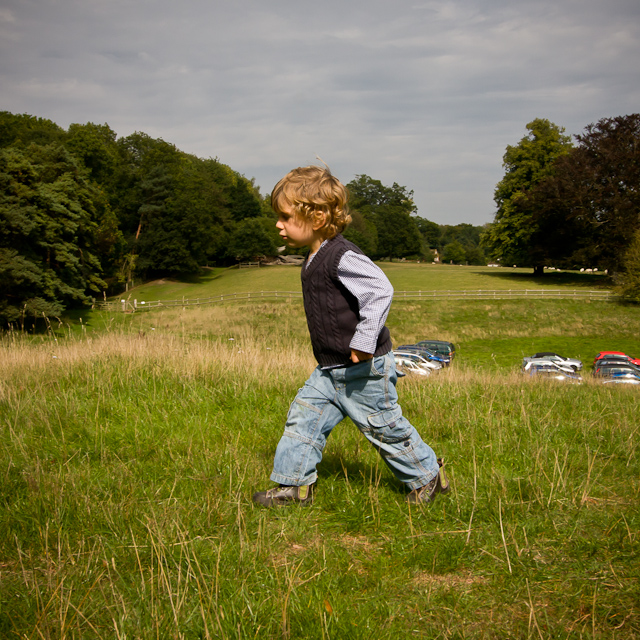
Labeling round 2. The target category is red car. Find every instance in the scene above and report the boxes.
[593,351,640,367]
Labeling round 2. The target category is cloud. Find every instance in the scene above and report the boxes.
[2,0,639,224]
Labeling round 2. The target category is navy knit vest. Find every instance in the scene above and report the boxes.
[301,234,392,367]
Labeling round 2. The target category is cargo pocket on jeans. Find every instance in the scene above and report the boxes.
[367,406,410,444]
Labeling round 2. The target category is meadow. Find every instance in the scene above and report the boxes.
[1,265,638,638]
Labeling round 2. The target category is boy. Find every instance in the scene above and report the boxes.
[252,166,448,507]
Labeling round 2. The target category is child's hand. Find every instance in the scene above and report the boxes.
[350,349,373,363]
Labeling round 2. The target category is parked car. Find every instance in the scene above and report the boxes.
[523,363,582,382]
[593,363,640,378]
[415,340,456,363]
[594,351,640,367]
[396,345,449,366]
[393,350,443,372]
[597,367,640,382]
[522,352,583,371]
[594,358,640,372]
[522,359,576,375]
[394,356,431,376]
[601,376,640,385]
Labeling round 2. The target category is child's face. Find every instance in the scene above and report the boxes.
[276,204,325,253]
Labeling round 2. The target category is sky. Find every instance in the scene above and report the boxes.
[1,0,639,226]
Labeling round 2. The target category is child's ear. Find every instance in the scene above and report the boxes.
[312,211,327,231]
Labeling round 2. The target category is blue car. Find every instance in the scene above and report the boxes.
[416,340,456,363]
[396,345,449,366]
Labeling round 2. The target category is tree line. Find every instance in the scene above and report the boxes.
[481,114,640,301]
[0,111,484,324]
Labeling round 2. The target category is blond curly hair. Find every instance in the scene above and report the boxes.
[271,165,351,239]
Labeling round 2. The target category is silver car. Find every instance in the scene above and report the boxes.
[394,357,431,376]
[522,352,583,372]
[393,350,442,374]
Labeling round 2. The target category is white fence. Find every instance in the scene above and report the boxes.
[95,289,614,313]
[393,289,614,300]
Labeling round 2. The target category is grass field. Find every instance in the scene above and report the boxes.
[119,263,611,304]
[1,265,638,638]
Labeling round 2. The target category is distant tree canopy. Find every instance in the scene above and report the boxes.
[0,143,109,322]
[341,175,486,265]
[483,114,640,276]
[0,111,270,323]
[527,114,640,274]
[0,109,492,325]
[481,118,573,274]
[16,108,637,324]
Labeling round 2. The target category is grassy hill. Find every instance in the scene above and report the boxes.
[93,264,633,373]
[0,296,640,640]
[2,264,638,638]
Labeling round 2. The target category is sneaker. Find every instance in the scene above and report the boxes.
[406,458,450,504]
[252,483,315,507]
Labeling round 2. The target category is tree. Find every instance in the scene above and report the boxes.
[347,175,421,259]
[0,111,66,149]
[348,175,417,214]
[527,114,640,274]
[227,218,278,261]
[442,241,466,264]
[481,119,573,274]
[66,122,119,184]
[228,174,262,221]
[342,209,378,256]
[0,144,107,323]
[376,208,422,260]
[415,217,441,248]
[614,228,640,302]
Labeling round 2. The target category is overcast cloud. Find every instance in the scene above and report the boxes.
[2,0,639,225]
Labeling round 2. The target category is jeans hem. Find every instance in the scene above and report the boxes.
[270,471,318,487]
[404,469,439,491]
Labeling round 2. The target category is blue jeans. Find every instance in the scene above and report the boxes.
[270,352,439,491]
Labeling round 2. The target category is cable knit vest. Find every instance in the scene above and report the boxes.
[301,234,392,367]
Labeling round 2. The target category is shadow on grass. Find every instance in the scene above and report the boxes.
[319,452,406,494]
[481,269,611,288]
[167,266,229,285]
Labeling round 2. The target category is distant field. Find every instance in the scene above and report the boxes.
[121,263,610,304]
[87,264,633,374]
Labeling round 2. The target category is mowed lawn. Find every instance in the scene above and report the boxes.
[122,262,611,304]
[100,263,630,374]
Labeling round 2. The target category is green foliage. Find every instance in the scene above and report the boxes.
[66,122,119,184]
[0,144,108,323]
[376,207,422,259]
[109,133,265,275]
[614,228,640,302]
[342,209,378,255]
[348,174,417,214]
[227,217,279,261]
[0,110,66,148]
[415,216,441,247]
[437,223,486,265]
[482,119,573,268]
[528,114,640,274]
[347,175,422,259]
[442,240,466,264]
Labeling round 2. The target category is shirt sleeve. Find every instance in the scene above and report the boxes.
[337,250,394,354]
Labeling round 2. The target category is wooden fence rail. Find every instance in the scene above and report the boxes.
[95,289,615,313]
